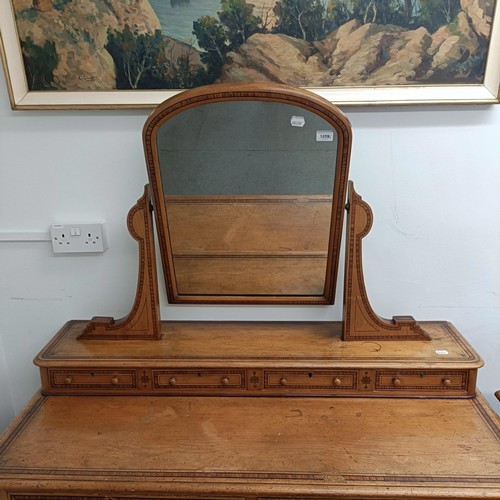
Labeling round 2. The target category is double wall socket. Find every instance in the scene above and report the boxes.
[50,223,107,254]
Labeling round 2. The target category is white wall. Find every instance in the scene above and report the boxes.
[0,73,499,432]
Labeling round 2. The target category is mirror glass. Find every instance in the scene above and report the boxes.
[144,84,351,304]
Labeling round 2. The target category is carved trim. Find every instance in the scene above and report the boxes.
[343,182,430,341]
[340,474,500,483]
[78,186,160,340]
[2,469,324,480]
[471,397,500,442]
[0,395,46,455]
[10,497,103,500]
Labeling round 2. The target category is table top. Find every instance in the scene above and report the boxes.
[1,392,498,498]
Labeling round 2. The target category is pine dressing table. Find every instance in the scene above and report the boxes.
[0,83,498,500]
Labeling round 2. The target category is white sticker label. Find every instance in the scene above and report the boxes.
[291,115,305,127]
[316,130,334,142]
[435,349,449,355]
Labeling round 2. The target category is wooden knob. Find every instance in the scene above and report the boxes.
[392,377,402,387]
[280,377,287,386]
[333,377,342,386]
[169,377,177,386]
[442,378,451,387]
[64,376,73,384]
[111,376,119,385]
[221,377,230,386]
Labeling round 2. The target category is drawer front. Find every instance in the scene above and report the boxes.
[41,367,473,396]
[49,369,136,389]
[264,370,357,391]
[375,370,469,392]
[153,370,246,390]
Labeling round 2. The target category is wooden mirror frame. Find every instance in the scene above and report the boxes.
[143,83,352,305]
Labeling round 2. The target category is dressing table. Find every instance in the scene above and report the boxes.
[0,83,498,500]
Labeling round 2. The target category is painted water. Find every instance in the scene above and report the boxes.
[149,0,221,45]
[149,0,286,45]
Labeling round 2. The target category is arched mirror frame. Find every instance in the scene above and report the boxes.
[143,83,352,305]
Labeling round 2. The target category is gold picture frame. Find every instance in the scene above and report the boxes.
[1,0,499,109]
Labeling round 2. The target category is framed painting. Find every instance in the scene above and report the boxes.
[1,0,499,109]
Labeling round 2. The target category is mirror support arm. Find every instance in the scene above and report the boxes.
[78,185,161,340]
[342,182,430,341]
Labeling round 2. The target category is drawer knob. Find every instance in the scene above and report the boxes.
[280,377,287,386]
[221,377,230,386]
[392,377,402,387]
[333,377,342,386]
[111,376,119,385]
[169,377,177,386]
[64,376,73,384]
[442,378,451,387]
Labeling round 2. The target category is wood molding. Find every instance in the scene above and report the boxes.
[78,186,160,340]
[343,182,430,341]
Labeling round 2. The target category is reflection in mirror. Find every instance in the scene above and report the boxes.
[144,84,351,305]
[158,102,336,297]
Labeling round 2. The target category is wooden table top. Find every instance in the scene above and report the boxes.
[1,392,498,498]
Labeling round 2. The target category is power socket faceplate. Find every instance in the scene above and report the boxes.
[50,223,107,253]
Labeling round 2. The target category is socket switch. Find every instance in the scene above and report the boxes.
[50,223,107,253]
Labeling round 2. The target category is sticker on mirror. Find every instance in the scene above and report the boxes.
[316,130,334,141]
[291,116,305,127]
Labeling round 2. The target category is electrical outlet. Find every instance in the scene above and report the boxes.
[50,223,107,254]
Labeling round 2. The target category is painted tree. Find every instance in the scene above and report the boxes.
[193,0,264,81]
[192,15,229,79]
[324,0,353,30]
[21,37,58,90]
[218,0,262,48]
[418,0,461,31]
[273,0,326,41]
[327,0,437,28]
[105,25,169,89]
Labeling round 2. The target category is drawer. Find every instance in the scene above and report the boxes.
[264,370,357,390]
[375,370,468,391]
[153,370,246,390]
[49,369,136,389]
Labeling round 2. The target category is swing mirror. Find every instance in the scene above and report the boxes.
[143,83,352,305]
